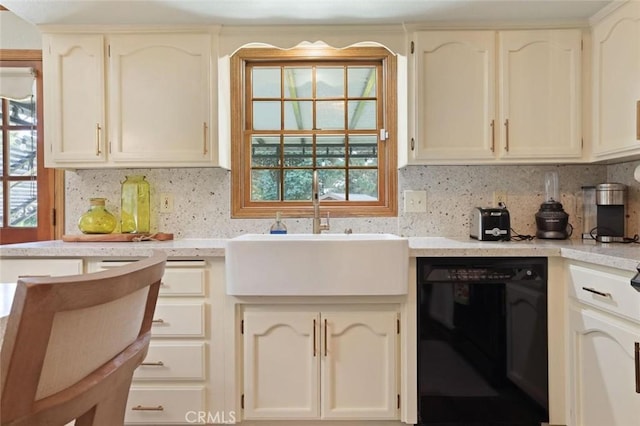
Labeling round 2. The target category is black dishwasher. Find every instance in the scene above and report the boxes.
[417,257,548,426]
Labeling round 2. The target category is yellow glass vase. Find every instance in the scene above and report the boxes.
[78,198,117,234]
[120,175,150,233]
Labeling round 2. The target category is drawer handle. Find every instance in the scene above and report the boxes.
[132,405,164,411]
[152,318,165,324]
[313,319,317,357]
[141,361,164,366]
[581,287,611,298]
[635,342,639,394]
[324,318,328,357]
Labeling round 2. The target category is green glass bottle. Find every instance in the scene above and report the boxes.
[78,198,117,234]
[120,175,150,233]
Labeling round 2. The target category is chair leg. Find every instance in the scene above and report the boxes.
[74,379,132,426]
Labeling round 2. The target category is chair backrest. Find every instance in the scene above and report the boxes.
[1,251,167,426]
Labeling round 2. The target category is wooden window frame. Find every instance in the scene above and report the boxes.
[230,46,397,219]
[0,50,63,244]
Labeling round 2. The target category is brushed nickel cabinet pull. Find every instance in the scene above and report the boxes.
[203,122,208,155]
[141,361,164,366]
[313,319,317,357]
[490,119,495,152]
[132,405,164,411]
[504,119,509,152]
[581,287,611,298]
[324,318,328,357]
[635,342,639,394]
[96,123,102,156]
[151,318,165,324]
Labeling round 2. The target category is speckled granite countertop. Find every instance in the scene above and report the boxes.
[1,236,640,271]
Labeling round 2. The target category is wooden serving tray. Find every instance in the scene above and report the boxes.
[62,233,174,242]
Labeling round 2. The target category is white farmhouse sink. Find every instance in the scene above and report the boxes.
[225,233,409,296]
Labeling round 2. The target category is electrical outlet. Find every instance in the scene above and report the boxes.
[493,190,508,207]
[160,193,174,213]
[404,190,427,213]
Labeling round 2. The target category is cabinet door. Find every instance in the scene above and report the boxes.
[498,30,582,160]
[412,31,496,162]
[243,310,320,419]
[569,306,640,426]
[321,310,398,419]
[43,34,106,167]
[592,1,640,159]
[108,33,213,165]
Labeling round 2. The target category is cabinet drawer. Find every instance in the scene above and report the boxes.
[152,303,205,337]
[568,264,639,323]
[0,258,83,282]
[161,266,205,296]
[134,342,206,380]
[94,260,206,296]
[125,386,206,424]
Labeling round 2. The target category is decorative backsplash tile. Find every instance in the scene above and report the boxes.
[66,161,640,239]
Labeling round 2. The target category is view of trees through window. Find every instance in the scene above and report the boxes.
[249,63,381,203]
[0,78,38,227]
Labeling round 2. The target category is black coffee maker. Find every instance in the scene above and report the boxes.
[535,171,570,239]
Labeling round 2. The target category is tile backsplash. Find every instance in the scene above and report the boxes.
[65,161,640,239]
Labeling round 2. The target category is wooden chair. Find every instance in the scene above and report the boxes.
[0,251,167,426]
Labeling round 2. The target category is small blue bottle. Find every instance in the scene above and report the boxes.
[270,212,287,234]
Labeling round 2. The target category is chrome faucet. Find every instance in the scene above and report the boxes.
[312,170,330,234]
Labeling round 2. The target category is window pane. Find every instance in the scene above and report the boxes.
[317,100,345,130]
[251,169,280,201]
[9,130,37,176]
[348,100,377,129]
[253,101,281,130]
[317,67,344,98]
[9,180,37,227]
[284,100,312,130]
[321,169,346,200]
[251,136,280,167]
[9,98,36,126]
[253,67,281,98]
[348,67,376,98]
[284,135,313,167]
[317,135,345,167]
[284,67,312,98]
[349,169,378,200]
[284,169,312,201]
[0,185,3,225]
[349,135,378,166]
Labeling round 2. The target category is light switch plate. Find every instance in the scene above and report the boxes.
[404,190,427,213]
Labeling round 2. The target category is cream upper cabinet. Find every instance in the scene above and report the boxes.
[591,1,640,160]
[410,29,582,164]
[43,34,107,166]
[43,31,216,168]
[242,306,399,421]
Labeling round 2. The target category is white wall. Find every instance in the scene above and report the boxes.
[0,12,41,49]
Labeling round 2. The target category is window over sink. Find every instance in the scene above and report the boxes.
[230,44,398,219]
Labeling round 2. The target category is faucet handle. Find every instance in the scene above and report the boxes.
[321,211,330,231]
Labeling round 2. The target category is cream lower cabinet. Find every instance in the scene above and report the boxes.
[43,31,216,168]
[88,259,210,425]
[410,29,582,164]
[591,0,640,160]
[567,262,640,426]
[242,305,399,421]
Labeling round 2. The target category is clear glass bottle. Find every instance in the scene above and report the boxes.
[120,175,150,233]
[78,198,117,234]
[269,211,287,234]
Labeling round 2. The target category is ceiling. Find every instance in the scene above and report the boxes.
[0,0,616,27]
